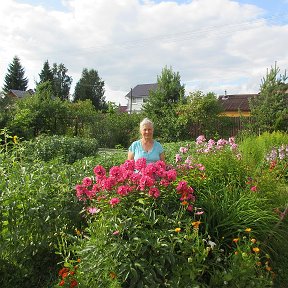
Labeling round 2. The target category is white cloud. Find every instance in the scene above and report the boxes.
[0,0,288,105]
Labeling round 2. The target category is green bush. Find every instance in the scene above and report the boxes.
[22,135,99,163]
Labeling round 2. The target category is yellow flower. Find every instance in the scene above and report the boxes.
[175,227,181,233]
[252,247,260,253]
[13,135,18,144]
[232,238,240,243]
[245,228,252,233]
[250,238,257,244]
[192,221,201,229]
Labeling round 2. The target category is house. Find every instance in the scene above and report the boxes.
[218,93,258,117]
[125,83,158,113]
[7,89,34,99]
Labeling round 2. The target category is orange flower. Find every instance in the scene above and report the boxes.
[59,280,65,286]
[256,261,262,266]
[59,267,69,277]
[266,266,272,271]
[62,272,69,279]
[77,258,81,263]
[175,227,181,233]
[181,201,188,205]
[110,271,117,279]
[232,238,240,243]
[192,221,201,229]
[252,247,260,253]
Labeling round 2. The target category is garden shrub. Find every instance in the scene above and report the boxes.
[22,135,99,163]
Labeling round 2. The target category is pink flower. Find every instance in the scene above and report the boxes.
[179,147,188,154]
[109,197,120,206]
[135,158,147,170]
[113,230,120,235]
[139,175,155,191]
[109,166,124,181]
[117,185,131,196]
[175,154,182,163]
[87,207,100,214]
[93,165,106,179]
[154,160,166,170]
[122,160,135,171]
[187,205,193,212]
[144,163,157,176]
[101,177,116,191]
[166,169,177,181]
[148,187,160,198]
[196,135,206,145]
[176,180,188,192]
[250,186,257,192]
[82,177,92,187]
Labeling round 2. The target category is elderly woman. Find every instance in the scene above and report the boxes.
[128,118,165,164]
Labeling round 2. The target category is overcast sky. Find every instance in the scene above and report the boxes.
[1,0,287,105]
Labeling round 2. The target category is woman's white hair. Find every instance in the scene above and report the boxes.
[140,118,154,130]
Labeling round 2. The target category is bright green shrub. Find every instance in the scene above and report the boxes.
[22,135,99,163]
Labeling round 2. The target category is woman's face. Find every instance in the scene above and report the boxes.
[141,124,153,139]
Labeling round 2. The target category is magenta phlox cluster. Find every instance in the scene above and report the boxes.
[75,158,195,212]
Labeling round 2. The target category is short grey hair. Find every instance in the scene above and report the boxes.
[140,118,154,131]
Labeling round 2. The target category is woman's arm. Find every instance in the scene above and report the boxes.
[160,152,165,162]
[127,151,134,160]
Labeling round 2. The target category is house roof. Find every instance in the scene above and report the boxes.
[8,89,34,98]
[218,93,258,111]
[125,83,158,98]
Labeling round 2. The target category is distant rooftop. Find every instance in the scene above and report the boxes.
[125,83,158,98]
[218,93,258,111]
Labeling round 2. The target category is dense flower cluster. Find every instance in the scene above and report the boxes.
[75,158,195,212]
[195,135,238,154]
[58,264,79,287]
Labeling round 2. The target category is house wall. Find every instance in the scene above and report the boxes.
[127,96,146,113]
[220,111,251,117]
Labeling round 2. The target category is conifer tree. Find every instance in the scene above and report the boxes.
[249,63,288,132]
[37,60,54,85]
[3,56,28,93]
[73,68,107,110]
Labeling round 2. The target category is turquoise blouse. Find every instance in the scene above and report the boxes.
[128,140,164,164]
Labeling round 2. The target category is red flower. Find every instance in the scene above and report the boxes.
[70,279,78,287]
[59,279,65,286]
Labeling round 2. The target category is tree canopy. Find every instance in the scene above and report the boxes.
[73,68,107,111]
[2,56,28,93]
[249,63,288,132]
[51,63,73,101]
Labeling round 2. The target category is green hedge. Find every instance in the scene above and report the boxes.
[22,135,99,163]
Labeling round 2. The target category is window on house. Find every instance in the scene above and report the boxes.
[132,97,136,103]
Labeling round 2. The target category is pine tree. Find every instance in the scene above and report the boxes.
[249,63,288,132]
[3,56,28,93]
[73,68,107,110]
[37,60,54,85]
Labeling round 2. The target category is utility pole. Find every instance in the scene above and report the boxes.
[130,88,132,114]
